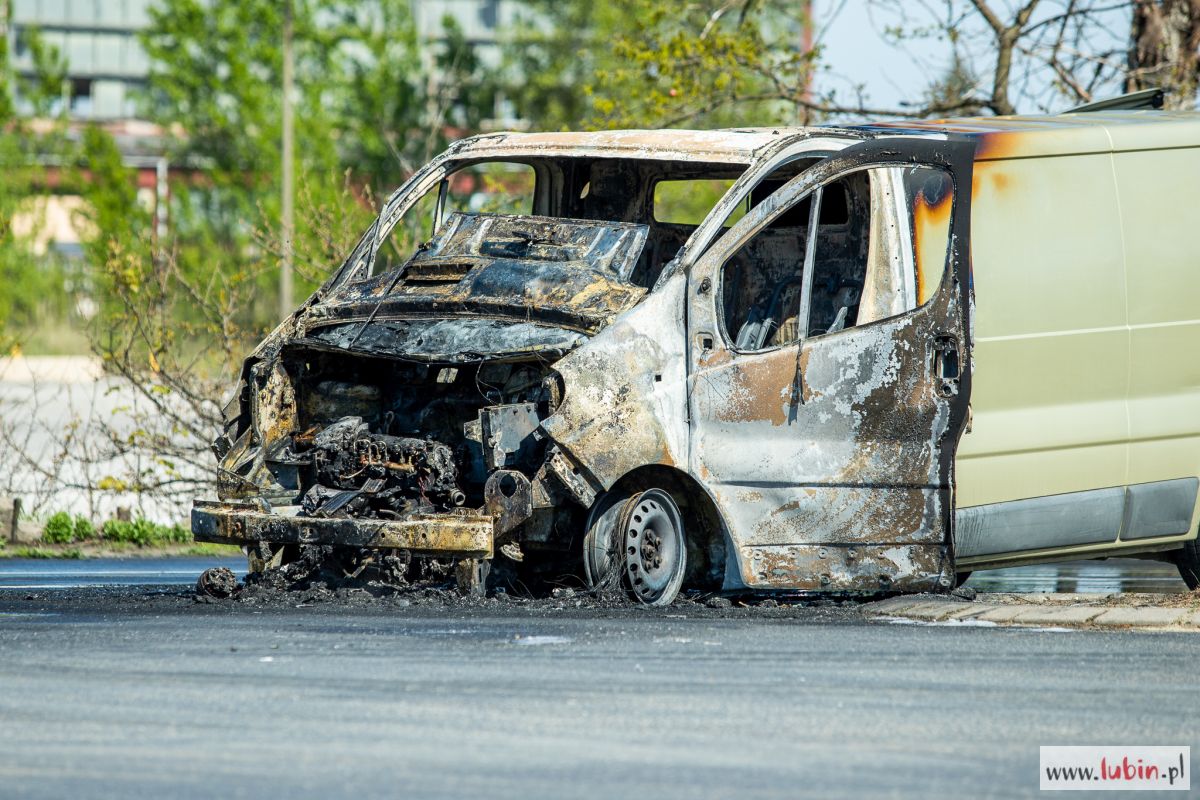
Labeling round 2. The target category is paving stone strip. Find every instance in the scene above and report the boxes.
[863,593,1200,631]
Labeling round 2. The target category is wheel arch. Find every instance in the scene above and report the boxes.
[606,464,737,590]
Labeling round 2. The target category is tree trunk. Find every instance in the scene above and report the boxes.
[1127,0,1200,109]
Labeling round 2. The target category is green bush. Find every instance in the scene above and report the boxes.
[72,516,96,541]
[101,518,149,545]
[101,517,192,547]
[42,513,99,544]
[164,524,192,544]
[43,512,74,544]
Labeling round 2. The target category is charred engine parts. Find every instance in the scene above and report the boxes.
[479,403,541,470]
[284,360,554,533]
[297,416,465,519]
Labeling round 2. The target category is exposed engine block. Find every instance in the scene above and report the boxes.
[298,416,465,519]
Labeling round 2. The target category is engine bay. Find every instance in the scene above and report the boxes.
[269,348,558,527]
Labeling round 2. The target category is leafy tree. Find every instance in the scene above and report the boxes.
[503,1,629,130]
[19,0,505,507]
[508,0,1198,134]
[504,0,823,130]
[131,0,501,321]
[872,1,1200,115]
[0,22,77,349]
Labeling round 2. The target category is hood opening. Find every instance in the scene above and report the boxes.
[266,346,560,521]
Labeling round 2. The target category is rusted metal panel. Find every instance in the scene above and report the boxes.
[539,270,690,490]
[192,501,493,558]
[744,543,947,592]
[483,470,533,535]
[445,128,787,164]
[690,319,958,591]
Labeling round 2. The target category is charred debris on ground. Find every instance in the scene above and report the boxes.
[193,545,872,614]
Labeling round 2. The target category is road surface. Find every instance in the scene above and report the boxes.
[1,555,1189,593]
[0,560,1194,799]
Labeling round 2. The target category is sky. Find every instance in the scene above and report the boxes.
[812,0,1134,118]
[817,0,932,113]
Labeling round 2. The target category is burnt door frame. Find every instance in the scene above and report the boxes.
[685,136,975,592]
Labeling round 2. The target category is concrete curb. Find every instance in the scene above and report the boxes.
[863,594,1200,631]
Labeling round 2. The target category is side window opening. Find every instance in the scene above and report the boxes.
[619,164,744,288]
[721,193,814,351]
[641,176,744,288]
[806,173,868,337]
[654,179,744,227]
[720,164,954,352]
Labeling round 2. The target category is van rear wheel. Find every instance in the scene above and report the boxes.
[583,488,687,606]
[1174,540,1200,590]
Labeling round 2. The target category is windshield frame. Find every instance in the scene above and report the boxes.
[327,134,866,294]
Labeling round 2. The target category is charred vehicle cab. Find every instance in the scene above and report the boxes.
[194,109,1200,602]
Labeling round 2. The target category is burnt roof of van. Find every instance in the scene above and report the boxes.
[445,129,793,163]
[448,111,1199,164]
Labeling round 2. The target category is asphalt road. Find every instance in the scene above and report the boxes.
[0,557,245,589]
[0,582,1196,800]
[0,554,1189,592]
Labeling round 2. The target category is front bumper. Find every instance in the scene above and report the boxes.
[191,500,494,558]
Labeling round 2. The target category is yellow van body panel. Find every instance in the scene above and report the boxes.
[1115,146,1200,487]
[956,153,1129,506]
[953,111,1200,564]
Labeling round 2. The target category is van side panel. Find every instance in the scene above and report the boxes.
[956,153,1129,515]
[1113,145,1200,542]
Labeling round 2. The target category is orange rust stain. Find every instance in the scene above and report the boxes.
[913,187,953,305]
[713,352,797,426]
[971,161,1016,208]
[973,131,1028,162]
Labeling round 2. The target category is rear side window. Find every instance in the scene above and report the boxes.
[906,167,954,305]
[654,179,744,227]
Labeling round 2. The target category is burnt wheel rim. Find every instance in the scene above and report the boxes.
[623,489,683,603]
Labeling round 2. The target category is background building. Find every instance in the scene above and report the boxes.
[3,1,525,283]
[410,0,524,127]
[9,0,154,120]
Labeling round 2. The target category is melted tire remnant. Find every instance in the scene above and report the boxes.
[196,567,237,599]
[454,558,491,597]
[582,490,631,596]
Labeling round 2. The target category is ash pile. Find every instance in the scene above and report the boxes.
[194,546,455,606]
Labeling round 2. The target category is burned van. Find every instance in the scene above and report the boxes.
[193,108,1200,602]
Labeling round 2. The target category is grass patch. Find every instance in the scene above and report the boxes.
[12,547,83,559]
[183,543,242,557]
